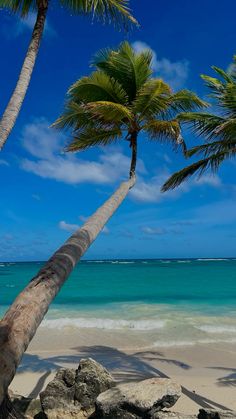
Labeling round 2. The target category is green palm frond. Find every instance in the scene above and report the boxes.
[178,112,225,140]
[144,119,187,153]
[93,42,153,102]
[66,126,122,151]
[59,0,138,28]
[0,0,36,16]
[1,0,137,24]
[84,101,133,123]
[161,152,227,192]
[52,102,93,131]
[55,42,206,161]
[133,79,171,119]
[69,71,128,105]
[186,137,236,158]
[170,90,208,112]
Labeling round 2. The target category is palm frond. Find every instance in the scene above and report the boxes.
[0,0,36,16]
[52,101,93,131]
[178,112,225,140]
[93,42,153,102]
[144,119,187,153]
[161,152,226,191]
[59,0,138,28]
[66,126,122,151]
[186,137,236,158]
[84,101,133,123]
[133,79,171,119]
[170,90,208,112]
[69,71,128,104]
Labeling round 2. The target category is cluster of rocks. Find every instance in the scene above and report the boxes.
[10,358,236,419]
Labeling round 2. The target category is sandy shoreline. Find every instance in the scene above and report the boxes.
[9,327,236,414]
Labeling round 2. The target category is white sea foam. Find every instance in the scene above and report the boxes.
[177,260,191,263]
[41,317,166,331]
[197,258,229,262]
[111,261,134,264]
[153,337,236,348]
[195,325,236,334]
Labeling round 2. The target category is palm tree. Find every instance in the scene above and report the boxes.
[0,0,137,151]
[162,57,236,191]
[0,43,205,415]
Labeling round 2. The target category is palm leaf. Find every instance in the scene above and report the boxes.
[84,101,133,123]
[170,90,208,112]
[161,152,226,191]
[133,79,171,119]
[93,42,153,102]
[178,112,225,140]
[0,0,35,16]
[59,0,138,28]
[69,71,128,104]
[66,126,122,151]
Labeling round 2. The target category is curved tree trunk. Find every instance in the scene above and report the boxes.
[0,175,135,413]
[0,1,48,150]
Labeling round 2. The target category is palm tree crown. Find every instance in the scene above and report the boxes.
[0,0,137,26]
[162,57,236,191]
[54,42,206,178]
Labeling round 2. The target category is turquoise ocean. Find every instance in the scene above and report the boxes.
[1,258,236,347]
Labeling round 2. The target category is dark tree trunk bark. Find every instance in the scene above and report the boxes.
[129,132,137,178]
[0,1,48,150]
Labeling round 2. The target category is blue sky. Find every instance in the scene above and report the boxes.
[0,0,236,261]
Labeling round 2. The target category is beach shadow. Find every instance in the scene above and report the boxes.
[208,367,236,387]
[135,350,191,370]
[16,346,231,410]
[72,345,231,411]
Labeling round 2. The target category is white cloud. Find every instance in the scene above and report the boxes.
[21,120,145,185]
[4,13,56,39]
[193,174,222,188]
[132,41,189,90]
[59,221,79,232]
[59,220,109,234]
[141,226,166,235]
[130,171,221,203]
[0,159,9,166]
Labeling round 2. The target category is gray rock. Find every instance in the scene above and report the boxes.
[95,378,182,418]
[40,358,115,418]
[198,410,236,418]
[75,358,115,409]
[9,392,43,418]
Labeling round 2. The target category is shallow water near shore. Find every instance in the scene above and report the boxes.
[1,258,236,348]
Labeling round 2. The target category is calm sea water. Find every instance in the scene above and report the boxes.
[1,259,236,347]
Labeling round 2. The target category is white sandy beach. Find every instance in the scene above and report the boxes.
[10,327,236,415]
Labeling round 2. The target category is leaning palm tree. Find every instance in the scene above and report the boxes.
[162,57,236,191]
[0,0,137,151]
[0,42,205,416]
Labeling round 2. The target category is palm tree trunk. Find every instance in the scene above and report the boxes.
[0,175,135,413]
[0,1,48,150]
[129,132,137,178]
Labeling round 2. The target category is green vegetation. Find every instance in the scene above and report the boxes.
[162,57,236,191]
[54,42,206,178]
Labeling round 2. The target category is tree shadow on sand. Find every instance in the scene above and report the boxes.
[16,345,232,411]
[208,367,236,387]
